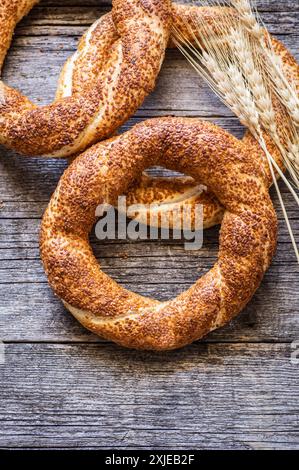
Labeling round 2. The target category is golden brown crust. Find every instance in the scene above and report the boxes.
[0,0,172,156]
[124,174,224,229]
[40,117,277,351]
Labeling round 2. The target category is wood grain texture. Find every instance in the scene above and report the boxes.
[0,0,298,450]
[1,343,299,450]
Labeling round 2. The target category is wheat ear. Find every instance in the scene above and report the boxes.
[228,25,299,188]
[230,0,299,128]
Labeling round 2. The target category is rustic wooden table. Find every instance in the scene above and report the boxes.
[0,0,298,450]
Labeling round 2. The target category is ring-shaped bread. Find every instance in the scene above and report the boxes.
[40,117,277,350]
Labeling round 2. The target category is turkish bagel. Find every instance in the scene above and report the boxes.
[40,117,277,350]
[0,0,172,156]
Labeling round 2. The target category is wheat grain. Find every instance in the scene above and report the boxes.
[268,60,299,127]
[201,42,299,201]
[230,0,263,38]
[230,0,299,127]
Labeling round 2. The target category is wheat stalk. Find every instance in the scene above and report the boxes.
[173,0,299,261]
[214,1,299,182]
[229,0,299,187]
[228,25,299,187]
[0,81,5,105]
[199,1,299,184]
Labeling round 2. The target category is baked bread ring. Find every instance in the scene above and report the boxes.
[0,0,172,156]
[2,2,294,231]
[40,117,277,351]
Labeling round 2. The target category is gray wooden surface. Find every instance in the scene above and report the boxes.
[0,0,298,450]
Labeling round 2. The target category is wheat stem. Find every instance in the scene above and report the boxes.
[0,81,5,105]
[258,137,299,263]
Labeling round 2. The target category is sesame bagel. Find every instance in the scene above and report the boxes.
[0,0,172,156]
[40,117,277,350]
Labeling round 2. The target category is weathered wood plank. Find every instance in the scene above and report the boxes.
[14,7,299,35]
[0,343,298,449]
[0,178,298,219]
[0,276,298,342]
